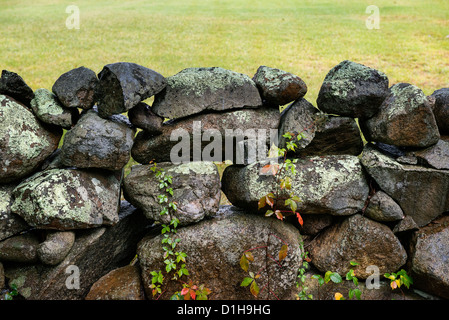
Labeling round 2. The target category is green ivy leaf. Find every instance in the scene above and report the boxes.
[240,277,253,287]
[330,272,342,284]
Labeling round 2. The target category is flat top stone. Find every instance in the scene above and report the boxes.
[151,67,262,119]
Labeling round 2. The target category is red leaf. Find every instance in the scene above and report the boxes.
[190,289,196,300]
[260,164,279,176]
[296,212,303,226]
[181,287,189,296]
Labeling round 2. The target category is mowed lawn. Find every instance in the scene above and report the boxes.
[1,0,448,105]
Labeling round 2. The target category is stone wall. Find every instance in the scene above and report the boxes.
[0,61,448,300]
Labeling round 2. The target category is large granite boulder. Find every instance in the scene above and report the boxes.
[60,107,135,171]
[222,155,369,216]
[361,83,440,148]
[0,94,61,184]
[131,107,280,164]
[309,214,407,279]
[123,161,221,226]
[316,60,389,119]
[278,98,363,157]
[252,66,307,106]
[137,205,303,300]
[409,215,449,299]
[52,66,98,110]
[361,144,449,227]
[11,168,121,230]
[151,67,262,119]
[96,62,166,118]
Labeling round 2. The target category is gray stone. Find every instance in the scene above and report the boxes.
[221,155,369,216]
[123,162,221,226]
[37,231,76,265]
[431,88,449,134]
[409,215,449,299]
[252,66,307,106]
[137,205,303,300]
[316,60,389,119]
[309,214,407,279]
[96,62,166,118]
[361,144,449,227]
[409,138,449,170]
[361,83,440,148]
[60,107,135,171]
[30,88,79,129]
[0,262,4,289]
[4,201,150,300]
[0,94,62,184]
[278,98,319,151]
[128,102,163,134]
[364,190,405,222]
[303,115,363,157]
[0,70,34,106]
[151,67,262,119]
[0,233,39,263]
[52,66,98,110]
[279,98,363,157]
[0,183,29,241]
[85,265,145,300]
[11,168,121,230]
[131,107,280,164]
[393,215,419,234]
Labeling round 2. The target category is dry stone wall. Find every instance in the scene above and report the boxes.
[0,61,448,300]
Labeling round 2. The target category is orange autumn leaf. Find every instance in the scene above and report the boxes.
[296,212,304,226]
[260,164,279,176]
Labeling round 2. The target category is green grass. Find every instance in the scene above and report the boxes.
[1,0,448,105]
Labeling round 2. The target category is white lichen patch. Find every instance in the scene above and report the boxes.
[31,88,65,116]
[168,67,252,97]
[11,169,96,227]
[387,83,428,118]
[0,95,50,160]
[360,145,402,170]
[167,161,217,175]
[0,189,11,214]
[289,156,364,201]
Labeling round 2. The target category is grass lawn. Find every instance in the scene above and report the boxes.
[1,0,448,203]
[1,0,448,103]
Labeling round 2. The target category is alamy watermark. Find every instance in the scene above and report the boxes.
[169,120,279,169]
[65,265,80,290]
[66,5,80,30]
[366,5,380,29]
